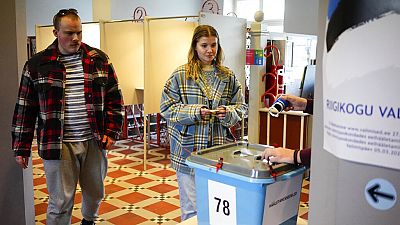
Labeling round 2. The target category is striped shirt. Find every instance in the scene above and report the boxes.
[59,53,93,142]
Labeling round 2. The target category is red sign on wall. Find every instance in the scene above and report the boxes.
[246,49,263,65]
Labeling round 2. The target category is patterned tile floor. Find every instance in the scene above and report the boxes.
[32,139,309,224]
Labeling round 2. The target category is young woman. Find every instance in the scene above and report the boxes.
[160,25,247,221]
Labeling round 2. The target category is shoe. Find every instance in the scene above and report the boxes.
[81,218,95,225]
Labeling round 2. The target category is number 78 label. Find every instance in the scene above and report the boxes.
[208,180,237,225]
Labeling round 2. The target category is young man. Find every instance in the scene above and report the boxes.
[11,9,124,225]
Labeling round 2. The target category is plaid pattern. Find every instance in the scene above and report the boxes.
[12,39,124,159]
[160,64,247,174]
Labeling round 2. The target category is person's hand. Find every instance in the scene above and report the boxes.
[15,156,29,169]
[102,135,116,150]
[277,94,307,111]
[261,147,295,164]
[200,107,226,119]
[200,107,212,119]
[215,106,226,119]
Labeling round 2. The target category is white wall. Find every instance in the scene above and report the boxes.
[26,0,222,36]
[110,0,204,20]
[26,0,93,36]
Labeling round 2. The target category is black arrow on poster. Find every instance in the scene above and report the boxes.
[367,184,395,203]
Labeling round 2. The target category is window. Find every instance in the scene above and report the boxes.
[263,0,285,20]
[236,0,260,21]
[233,0,285,32]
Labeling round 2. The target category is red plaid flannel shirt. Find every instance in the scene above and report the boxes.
[12,40,124,159]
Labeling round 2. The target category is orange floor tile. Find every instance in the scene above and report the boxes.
[32,139,309,224]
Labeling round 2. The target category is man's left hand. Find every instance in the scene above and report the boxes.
[102,135,116,150]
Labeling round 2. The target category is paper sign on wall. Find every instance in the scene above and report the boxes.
[323,11,400,170]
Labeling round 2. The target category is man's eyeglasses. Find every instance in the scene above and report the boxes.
[57,8,78,16]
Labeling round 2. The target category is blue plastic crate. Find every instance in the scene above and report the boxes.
[186,142,305,225]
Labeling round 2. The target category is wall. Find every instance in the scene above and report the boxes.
[308,0,337,223]
[25,0,216,36]
[26,0,93,36]
[284,0,319,35]
[0,0,35,224]
[110,0,222,20]
[309,0,400,224]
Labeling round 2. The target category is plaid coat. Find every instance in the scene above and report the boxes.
[160,64,247,174]
[11,39,124,160]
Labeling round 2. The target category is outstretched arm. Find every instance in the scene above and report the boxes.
[261,147,311,167]
[278,94,307,111]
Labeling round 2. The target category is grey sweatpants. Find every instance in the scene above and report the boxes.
[43,139,107,225]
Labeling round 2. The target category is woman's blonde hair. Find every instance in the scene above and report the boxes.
[186,25,229,79]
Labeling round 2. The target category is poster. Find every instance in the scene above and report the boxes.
[246,49,264,65]
[323,2,400,170]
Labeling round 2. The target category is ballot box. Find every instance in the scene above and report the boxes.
[186,142,305,225]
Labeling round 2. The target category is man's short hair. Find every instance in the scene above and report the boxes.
[53,8,79,30]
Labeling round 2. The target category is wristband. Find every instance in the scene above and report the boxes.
[293,149,300,166]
